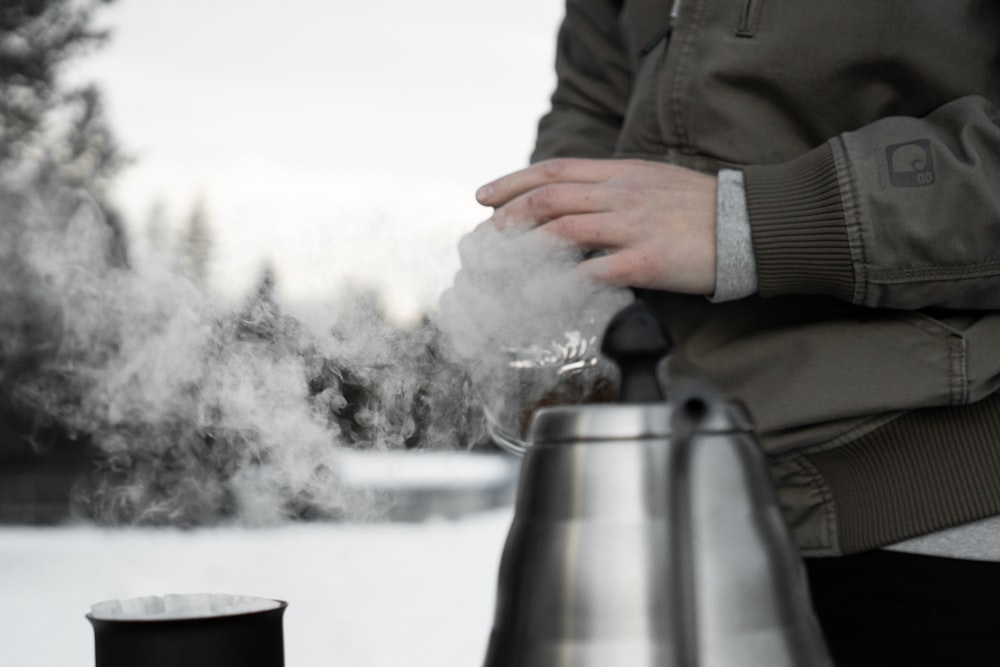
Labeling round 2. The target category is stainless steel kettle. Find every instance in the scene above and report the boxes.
[482,301,832,667]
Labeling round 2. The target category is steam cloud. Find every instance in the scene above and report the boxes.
[2,178,479,525]
[438,221,633,446]
[1,179,630,525]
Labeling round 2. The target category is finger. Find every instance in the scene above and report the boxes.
[530,212,635,250]
[576,247,713,294]
[477,158,622,207]
[574,249,658,289]
[492,182,611,229]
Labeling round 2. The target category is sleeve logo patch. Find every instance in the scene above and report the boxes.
[886,139,935,187]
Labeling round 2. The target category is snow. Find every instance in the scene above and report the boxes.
[0,509,514,667]
[335,449,517,490]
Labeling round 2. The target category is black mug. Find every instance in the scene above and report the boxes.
[88,594,287,667]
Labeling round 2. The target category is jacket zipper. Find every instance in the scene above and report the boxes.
[638,0,683,57]
[735,0,765,37]
[670,0,683,25]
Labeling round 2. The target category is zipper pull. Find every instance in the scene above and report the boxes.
[638,0,682,57]
[638,24,672,57]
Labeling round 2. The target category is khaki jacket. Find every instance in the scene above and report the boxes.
[532,0,1000,555]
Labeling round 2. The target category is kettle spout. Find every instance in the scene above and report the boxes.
[669,379,833,666]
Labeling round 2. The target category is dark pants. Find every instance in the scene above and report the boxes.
[805,549,1000,667]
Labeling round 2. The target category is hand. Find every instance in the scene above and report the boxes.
[476,158,718,295]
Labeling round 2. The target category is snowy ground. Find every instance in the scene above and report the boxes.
[1,501,515,666]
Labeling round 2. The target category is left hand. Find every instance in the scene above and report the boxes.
[476,158,718,295]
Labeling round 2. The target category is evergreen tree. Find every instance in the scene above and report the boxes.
[0,0,125,205]
[144,198,169,250]
[1,0,127,477]
[179,197,213,285]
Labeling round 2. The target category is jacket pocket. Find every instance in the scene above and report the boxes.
[735,0,766,37]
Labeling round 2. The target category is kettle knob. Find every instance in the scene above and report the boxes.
[600,300,671,403]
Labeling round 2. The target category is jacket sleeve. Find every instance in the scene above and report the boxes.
[743,95,1000,310]
[531,0,631,163]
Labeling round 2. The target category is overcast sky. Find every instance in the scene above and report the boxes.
[70,0,563,321]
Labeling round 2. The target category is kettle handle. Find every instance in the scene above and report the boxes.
[600,299,672,403]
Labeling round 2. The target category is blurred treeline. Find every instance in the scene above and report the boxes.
[0,1,486,525]
[1,0,127,522]
[1,0,123,210]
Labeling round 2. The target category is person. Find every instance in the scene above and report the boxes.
[474,2,1000,664]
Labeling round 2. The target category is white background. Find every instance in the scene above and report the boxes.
[71,0,564,321]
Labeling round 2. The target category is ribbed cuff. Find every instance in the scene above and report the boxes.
[743,145,857,302]
[806,391,1000,554]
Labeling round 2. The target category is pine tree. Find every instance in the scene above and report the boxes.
[179,197,213,285]
[144,198,169,250]
[1,0,126,484]
[0,0,125,202]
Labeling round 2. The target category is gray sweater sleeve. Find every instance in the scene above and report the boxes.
[709,169,758,302]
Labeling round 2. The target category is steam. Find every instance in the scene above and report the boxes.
[437,221,633,444]
[440,221,632,357]
[1,178,629,525]
[2,178,479,525]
